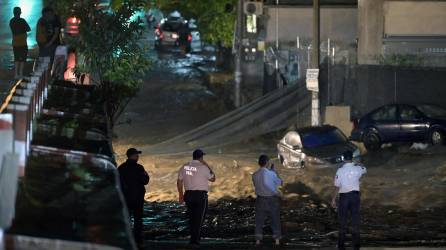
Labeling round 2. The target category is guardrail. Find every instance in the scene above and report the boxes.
[0,58,51,176]
[0,57,51,250]
[1,53,134,250]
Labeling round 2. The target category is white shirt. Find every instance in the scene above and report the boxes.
[252,168,283,197]
[178,160,214,192]
[334,162,366,193]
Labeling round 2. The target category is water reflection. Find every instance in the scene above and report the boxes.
[0,0,43,47]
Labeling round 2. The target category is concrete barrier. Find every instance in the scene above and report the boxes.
[324,105,352,136]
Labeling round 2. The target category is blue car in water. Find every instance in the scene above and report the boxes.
[351,104,446,150]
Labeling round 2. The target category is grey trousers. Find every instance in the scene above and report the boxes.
[255,196,282,240]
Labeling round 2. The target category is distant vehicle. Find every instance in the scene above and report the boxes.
[154,12,192,52]
[351,104,446,150]
[278,125,360,169]
[188,19,201,49]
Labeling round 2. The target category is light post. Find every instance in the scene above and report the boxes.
[310,0,320,126]
[275,0,282,89]
[234,0,244,108]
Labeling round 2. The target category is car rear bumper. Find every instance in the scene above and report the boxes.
[156,40,191,47]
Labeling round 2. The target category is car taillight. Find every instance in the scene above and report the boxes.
[187,34,192,42]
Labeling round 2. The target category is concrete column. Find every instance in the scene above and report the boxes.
[358,0,384,64]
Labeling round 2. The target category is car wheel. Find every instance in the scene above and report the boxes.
[430,129,444,145]
[363,130,381,151]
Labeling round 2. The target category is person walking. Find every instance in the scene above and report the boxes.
[36,7,61,65]
[252,154,283,246]
[177,149,216,246]
[331,151,367,250]
[118,148,150,248]
[9,7,31,80]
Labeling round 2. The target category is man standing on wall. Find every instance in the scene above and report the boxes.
[331,151,367,250]
[177,149,216,246]
[118,148,150,249]
[9,7,31,80]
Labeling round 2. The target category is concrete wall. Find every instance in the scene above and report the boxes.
[384,1,446,36]
[264,6,357,44]
[358,0,446,65]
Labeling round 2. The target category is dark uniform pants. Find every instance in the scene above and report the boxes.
[338,191,361,250]
[127,198,144,245]
[255,196,281,240]
[184,190,208,244]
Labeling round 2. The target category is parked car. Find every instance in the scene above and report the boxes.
[278,125,360,169]
[351,104,446,150]
[154,13,192,52]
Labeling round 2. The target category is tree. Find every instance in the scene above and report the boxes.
[45,0,151,127]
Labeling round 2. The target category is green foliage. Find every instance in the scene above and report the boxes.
[46,0,151,126]
[377,54,424,67]
[154,0,236,47]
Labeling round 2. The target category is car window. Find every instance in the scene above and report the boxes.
[400,105,423,121]
[416,105,446,118]
[371,105,397,121]
[161,22,183,32]
[300,128,347,148]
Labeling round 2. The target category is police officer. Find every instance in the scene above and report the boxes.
[331,151,366,250]
[177,149,216,245]
[118,148,150,248]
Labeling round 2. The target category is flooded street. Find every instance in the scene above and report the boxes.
[141,197,445,249]
[113,43,446,249]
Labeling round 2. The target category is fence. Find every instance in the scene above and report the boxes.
[319,64,446,118]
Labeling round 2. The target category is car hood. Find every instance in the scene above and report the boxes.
[302,142,357,162]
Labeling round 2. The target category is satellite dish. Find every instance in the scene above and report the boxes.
[246,3,257,14]
[243,2,263,15]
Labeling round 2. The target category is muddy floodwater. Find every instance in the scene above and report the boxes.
[141,192,445,249]
[114,46,446,249]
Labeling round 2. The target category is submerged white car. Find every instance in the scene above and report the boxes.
[278,125,360,169]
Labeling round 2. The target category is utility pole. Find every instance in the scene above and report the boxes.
[310,0,320,126]
[234,0,244,108]
[275,0,282,89]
